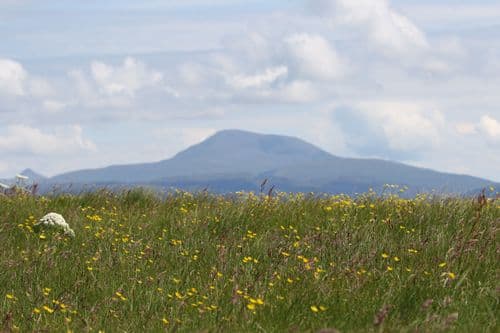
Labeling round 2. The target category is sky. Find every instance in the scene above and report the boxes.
[0,0,499,181]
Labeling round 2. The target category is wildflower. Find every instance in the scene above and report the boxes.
[33,308,41,314]
[242,256,258,264]
[43,305,55,313]
[381,253,389,259]
[5,294,16,300]
[161,318,169,325]
[393,256,400,262]
[34,213,75,237]
[310,305,319,313]
[439,262,447,268]
[387,266,393,271]
[115,292,127,301]
[247,303,256,310]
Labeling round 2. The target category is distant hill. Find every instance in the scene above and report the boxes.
[31,130,500,195]
[0,168,47,186]
[19,168,47,182]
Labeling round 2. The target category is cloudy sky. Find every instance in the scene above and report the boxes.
[1,0,499,181]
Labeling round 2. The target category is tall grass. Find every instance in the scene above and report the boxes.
[1,189,498,332]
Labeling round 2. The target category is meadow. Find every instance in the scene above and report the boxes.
[0,189,498,332]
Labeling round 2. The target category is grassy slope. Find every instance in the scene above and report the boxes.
[0,190,498,332]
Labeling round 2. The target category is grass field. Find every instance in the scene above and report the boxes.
[1,189,499,332]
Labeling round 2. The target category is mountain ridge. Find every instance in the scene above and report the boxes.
[11,130,500,195]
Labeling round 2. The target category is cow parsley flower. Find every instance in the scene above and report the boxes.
[0,182,10,190]
[34,213,75,237]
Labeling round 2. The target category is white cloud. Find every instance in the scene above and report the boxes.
[285,33,345,80]
[0,58,56,100]
[311,0,429,57]
[377,106,443,152]
[277,80,318,103]
[338,101,444,154]
[65,57,169,110]
[229,66,288,89]
[0,58,27,96]
[455,115,500,144]
[0,125,96,154]
[479,115,500,140]
[90,57,163,97]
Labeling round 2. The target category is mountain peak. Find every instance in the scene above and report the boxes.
[173,129,335,164]
[19,168,46,180]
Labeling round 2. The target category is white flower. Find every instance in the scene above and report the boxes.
[34,212,75,237]
[0,182,10,190]
[16,174,29,180]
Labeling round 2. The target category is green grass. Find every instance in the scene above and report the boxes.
[1,189,499,332]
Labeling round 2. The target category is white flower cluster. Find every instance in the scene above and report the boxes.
[34,212,75,237]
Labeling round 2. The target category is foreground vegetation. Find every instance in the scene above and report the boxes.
[1,189,499,332]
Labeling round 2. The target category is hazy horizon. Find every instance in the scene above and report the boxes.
[1,0,499,181]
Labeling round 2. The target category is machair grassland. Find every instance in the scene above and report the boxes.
[1,189,499,332]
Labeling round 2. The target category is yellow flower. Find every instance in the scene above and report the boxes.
[310,305,319,313]
[33,308,41,314]
[393,256,400,262]
[43,305,55,314]
[381,253,389,259]
[446,272,456,279]
[39,234,46,240]
[247,303,256,310]
[387,266,393,271]
[161,318,169,325]
[115,292,127,301]
[439,262,447,268]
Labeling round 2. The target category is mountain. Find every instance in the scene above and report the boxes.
[47,130,498,195]
[50,130,335,184]
[0,168,47,186]
[19,168,47,182]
